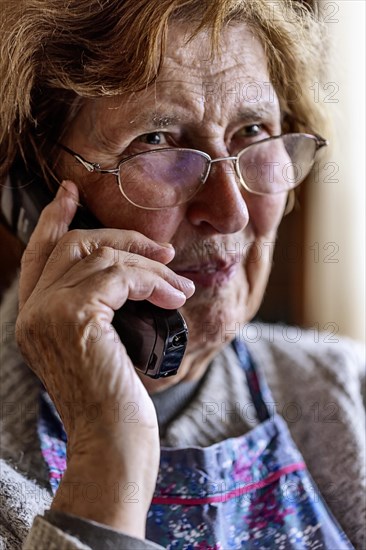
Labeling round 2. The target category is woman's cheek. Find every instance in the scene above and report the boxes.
[79,173,184,240]
[245,193,287,237]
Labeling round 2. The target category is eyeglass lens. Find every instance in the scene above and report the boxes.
[118,149,208,208]
[118,135,318,208]
[238,134,317,194]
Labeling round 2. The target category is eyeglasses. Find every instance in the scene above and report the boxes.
[58,133,328,210]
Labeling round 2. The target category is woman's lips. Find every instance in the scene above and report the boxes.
[174,261,238,288]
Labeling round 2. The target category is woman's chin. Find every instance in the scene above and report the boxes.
[180,273,252,352]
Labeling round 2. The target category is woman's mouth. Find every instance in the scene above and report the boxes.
[174,261,238,288]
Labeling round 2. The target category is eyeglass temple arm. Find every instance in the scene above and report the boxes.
[56,142,122,176]
[57,143,97,172]
[282,112,329,149]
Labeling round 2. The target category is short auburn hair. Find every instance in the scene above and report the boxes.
[0,0,331,187]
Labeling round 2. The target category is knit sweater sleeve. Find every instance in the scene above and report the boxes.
[0,465,164,550]
[0,458,164,550]
[23,514,165,550]
[22,516,92,550]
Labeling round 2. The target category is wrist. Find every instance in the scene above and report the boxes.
[51,453,154,539]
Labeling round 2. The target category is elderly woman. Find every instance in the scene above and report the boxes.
[0,0,365,549]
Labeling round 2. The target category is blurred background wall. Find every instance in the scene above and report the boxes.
[303,0,365,342]
[259,0,365,344]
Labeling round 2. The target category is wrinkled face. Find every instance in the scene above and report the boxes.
[61,23,287,355]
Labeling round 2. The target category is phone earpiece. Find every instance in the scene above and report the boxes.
[0,170,53,245]
[0,168,101,245]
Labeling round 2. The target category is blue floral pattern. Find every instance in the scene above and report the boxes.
[38,339,355,549]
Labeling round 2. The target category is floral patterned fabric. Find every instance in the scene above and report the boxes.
[37,391,67,494]
[38,340,355,549]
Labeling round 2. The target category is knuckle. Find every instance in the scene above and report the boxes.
[121,250,140,267]
[15,308,40,353]
[103,263,122,278]
[157,263,173,281]
[92,245,115,261]
[59,229,86,252]
[82,244,116,264]
[122,231,151,254]
[62,228,84,242]
[123,229,143,244]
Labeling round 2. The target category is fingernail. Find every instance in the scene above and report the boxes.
[57,181,79,204]
[171,288,186,300]
[157,242,174,248]
[180,277,195,290]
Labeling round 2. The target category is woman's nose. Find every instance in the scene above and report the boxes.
[186,159,249,234]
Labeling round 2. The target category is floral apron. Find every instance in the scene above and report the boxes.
[38,339,355,549]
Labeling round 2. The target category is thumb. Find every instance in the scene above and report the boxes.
[18,180,79,310]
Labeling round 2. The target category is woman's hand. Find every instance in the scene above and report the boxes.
[15,181,195,537]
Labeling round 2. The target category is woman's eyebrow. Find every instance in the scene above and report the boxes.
[235,101,279,122]
[95,111,182,146]
[130,101,280,129]
[125,101,279,133]
[129,111,182,129]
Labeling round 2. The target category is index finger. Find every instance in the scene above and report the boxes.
[18,181,176,310]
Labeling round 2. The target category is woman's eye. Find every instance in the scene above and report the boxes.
[119,131,172,160]
[137,132,168,145]
[238,124,263,137]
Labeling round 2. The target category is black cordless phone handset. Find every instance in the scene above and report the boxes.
[1,171,188,378]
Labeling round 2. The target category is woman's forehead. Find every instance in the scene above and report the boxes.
[81,23,280,133]
[161,22,268,77]
[81,85,281,148]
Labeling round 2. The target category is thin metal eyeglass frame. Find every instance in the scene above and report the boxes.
[58,133,328,210]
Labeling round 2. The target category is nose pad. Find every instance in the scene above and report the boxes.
[209,160,246,199]
[211,159,241,184]
[187,158,249,234]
